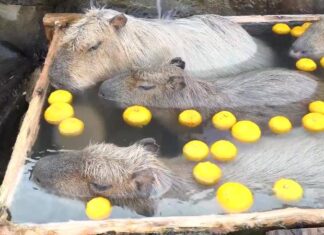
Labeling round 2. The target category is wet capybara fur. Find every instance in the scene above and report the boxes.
[99,57,324,136]
[290,18,324,59]
[49,8,276,91]
[33,129,324,216]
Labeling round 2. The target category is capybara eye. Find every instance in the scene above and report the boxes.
[90,182,112,191]
[138,85,156,91]
[88,41,102,52]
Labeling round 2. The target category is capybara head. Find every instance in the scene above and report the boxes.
[49,9,129,91]
[32,138,183,201]
[99,57,206,109]
[290,18,324,59]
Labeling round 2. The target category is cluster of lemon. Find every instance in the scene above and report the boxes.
[303,101,324,132]
[272,22,311,37]
[120,105,311,213]
[180,110,303,213]
[44,90,84,136]
[272,22,324,72]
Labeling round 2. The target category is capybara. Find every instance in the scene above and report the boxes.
[290,18,324,59]
[32,130,324,216]
[99,58,324,134]
[49,8,276,91]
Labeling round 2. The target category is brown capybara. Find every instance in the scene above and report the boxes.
[49,8,276,91]
[99,57,324,135]
[290,18,324,59]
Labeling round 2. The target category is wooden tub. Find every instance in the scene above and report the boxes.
[0,13,323,235]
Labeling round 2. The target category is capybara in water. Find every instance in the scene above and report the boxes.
[290,18,324,59]
[99,58,324,134]
[32,129,324,216]
[49,8,276,91]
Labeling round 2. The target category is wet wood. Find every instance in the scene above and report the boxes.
[0,208,323,234]
[0,27,62,210]
[42,13,323,27]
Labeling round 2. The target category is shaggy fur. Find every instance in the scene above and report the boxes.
[32,129,324,216]
[99,58,324,134]
[49,8,276,90]
[290,17,324,59]
[32,138,191,215]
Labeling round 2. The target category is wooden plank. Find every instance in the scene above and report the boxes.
[0,208,324,234]
[42,13,323,28]
[0,27,62,210]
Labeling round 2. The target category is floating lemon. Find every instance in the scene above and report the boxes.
[183,140,209,162]
[122,105,152,128]
[290,26,305,37]
[48,89,73,104]
[178,109,202,128]
[212,111,237,131]
[231,120,261,143]
[320,57,324,68]
[193,161,222,186]
[210,140,237,162]
[216,182,254,213]
[268,116,292,134]
[301,22,312,30]
[44,102,74,125]
[296,58,317,72]
[309,101,324,114]
[273,178,303,203]
[302,112,324,132]
[86,197,112,220]
[272,23,291,35]
[58,117,85,137]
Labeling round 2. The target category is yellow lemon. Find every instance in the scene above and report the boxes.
[272,23,291,35]
[178,109,202,128]
[302,112,324,132]
[273,178,303,203]
[212,111,237,131]
[122,105,152,127]
[216,182,254,213]
[268,116,292,134]
[309,101,324,114]
[193,161,222,186]
[301,22,312,30]
[210,140,237,162]
[58,117,85,137]
[44,102,74,125]
[48,89,73,104]
[290,26,305,37]
[231,120,261,143]
[183,140,209,162]
[296,58,317,72]
[86,197,112,220]
[320,57,324,68]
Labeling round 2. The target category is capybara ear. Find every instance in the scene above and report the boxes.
[109,14,128,30]
[131,169,155,198]
[170,57,185,69]
[167,75,186,90]
[138,138,159,153]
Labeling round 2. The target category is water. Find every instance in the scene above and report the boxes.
[8,30,324,224]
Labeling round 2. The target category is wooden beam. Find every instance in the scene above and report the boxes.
[42,13,323,28]
[0,208,324,234]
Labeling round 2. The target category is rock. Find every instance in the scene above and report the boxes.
[0,41,31,181]
[0,3,50,59]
